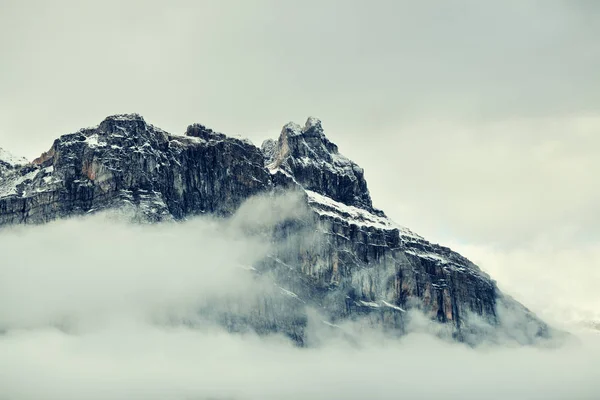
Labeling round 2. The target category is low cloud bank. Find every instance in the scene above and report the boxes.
[2,323,598,400]
[0,194,598,399]
[452,239,600,328]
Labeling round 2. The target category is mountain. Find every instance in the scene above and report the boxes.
[0,114,552,345]
[0,147,27,178]
[0,147,27,168]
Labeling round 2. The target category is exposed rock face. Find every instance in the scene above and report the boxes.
[0,147,28,181]
[0,148,27,169]
[0,114,269,225]
[0,114,550,345]
[262,118,377,213]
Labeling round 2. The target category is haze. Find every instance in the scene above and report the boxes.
[1,1,599,398]
[0,202,598,399]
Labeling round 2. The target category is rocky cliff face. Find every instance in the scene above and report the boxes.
[0,114,268,225]
[262,117,376,213]
[0,114,551,345]
[0,148,28,185]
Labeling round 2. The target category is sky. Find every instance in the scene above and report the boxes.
[0,1,598,323]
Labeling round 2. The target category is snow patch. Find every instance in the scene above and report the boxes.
[0,169,40,197]
[322,320,341,328]
[85,134,106,148]
[105,114,144,122]
[405,249,450,264]
[0,148,28,167]
[359,300,380,308]
[382,300,406,312]
[305,116,322,130]
[237,264,257,272]
[306,190,421,239]
[278,286,305,303]
[282,122,303,136]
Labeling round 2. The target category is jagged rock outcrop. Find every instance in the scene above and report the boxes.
[0,147,27,180]
[0,148,27,169]
[0,114,269,225]
[0,114,551,345]
[259,118,546,343]
[262,117,377,213]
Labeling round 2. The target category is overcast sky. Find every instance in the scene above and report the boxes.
[1,1,598,321]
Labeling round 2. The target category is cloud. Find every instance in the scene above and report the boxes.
[1,319,599,400]
[0,193,599,399]
[0,192,307,331]
[1,1,599,159]
[0,216,255,330]
[450,238,600,327]
[1,1,598,397]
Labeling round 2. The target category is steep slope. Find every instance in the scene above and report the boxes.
[0,148,28,168]
[0,115,269,225]
[262,117,376,212]
[261,118,548,344]
[0,148,30,203]
[0,114,551,345]
[0,147,28,188]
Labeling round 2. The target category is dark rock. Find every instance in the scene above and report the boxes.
[262,117,379,214]
[0,114,553,345]
[0,114,270,225]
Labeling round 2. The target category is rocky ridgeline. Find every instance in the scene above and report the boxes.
[0,114,551,345]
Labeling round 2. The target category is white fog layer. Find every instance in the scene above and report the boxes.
[0,196,598,399]
[1,1,599,398]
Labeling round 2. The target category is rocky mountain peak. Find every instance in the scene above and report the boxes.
[0,114,554,346]
[98,113,148,135]
[185,123,227,141]
[303,116,324,135]
[280,117,325,139]
[0,147,28,169]
[264,117,376,213]
[281,121,303,137]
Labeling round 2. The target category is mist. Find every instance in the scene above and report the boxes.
[2,324,599,400]
[0,194,599,400]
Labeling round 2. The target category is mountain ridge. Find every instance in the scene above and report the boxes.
[0,113,552,345]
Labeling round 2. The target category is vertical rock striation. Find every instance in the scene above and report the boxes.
[0,114,551,345]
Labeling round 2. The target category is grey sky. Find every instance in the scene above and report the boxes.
[1,214,599,399]
[0,195,596,400]
[1,1,598,260]
[2,1,598,143]
[1,3,600,395]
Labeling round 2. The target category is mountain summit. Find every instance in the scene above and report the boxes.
[262,117,376,213]
[0,114,552,345]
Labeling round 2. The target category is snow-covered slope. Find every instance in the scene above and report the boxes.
[262,117,377,212]
[305,189,421,239]
[0,148,28,168]
[0,148,34,198]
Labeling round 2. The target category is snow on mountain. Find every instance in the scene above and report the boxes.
[0,147,28,167]
[305,189,421,239]
[0,114,555,345]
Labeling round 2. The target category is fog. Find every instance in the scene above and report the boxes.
[1,1,598,397]
[0,194,598,400]
[2,324,599,400]
[452,239,600,328]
